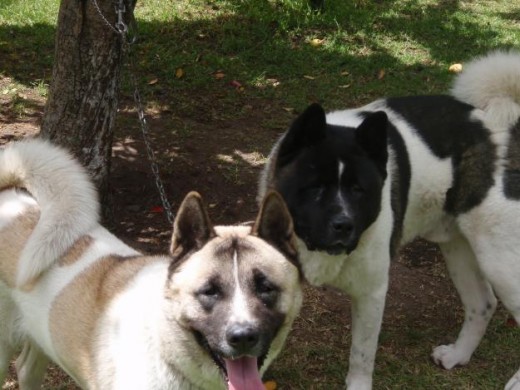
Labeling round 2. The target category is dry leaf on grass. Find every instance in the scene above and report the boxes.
[264,380,277,390]
[449,63,463,73]
[175,68,184,79]
[309,38,325,47]
[213,71,226,79]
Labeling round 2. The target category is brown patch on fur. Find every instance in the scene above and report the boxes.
[0,208,39,287]
[49,254,161,382]
[18,274,43,293]
[58,236,94,266]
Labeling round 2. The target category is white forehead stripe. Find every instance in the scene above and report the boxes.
[336,161,349,212]
[338,160,345,182]
[230,250,254,323]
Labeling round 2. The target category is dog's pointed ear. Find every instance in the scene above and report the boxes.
[170,192,215,258]
[278,103,327,165]
[252,191,299,269]
[355,111,388,174]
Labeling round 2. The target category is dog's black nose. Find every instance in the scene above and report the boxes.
[226,324,260,353]
[330,214,353,235]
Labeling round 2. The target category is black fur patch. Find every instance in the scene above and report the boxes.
[503,119,520,199]
[386,95,496,215]
[358,111,411,258]
[273,111,388,254]
[387,123,411,257]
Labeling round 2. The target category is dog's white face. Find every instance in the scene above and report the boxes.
[164,192,302,389]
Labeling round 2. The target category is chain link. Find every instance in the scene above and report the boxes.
[90,0,121,35]
[90,0,175,224]
[126,44,175,224]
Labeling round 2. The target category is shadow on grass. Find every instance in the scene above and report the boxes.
[0,0,514,101]
[0,23,56,84]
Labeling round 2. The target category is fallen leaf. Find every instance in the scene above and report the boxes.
[449,63,463,73]
[340,70,350,76]
[230,80,242,88]
[309,38,324,47]
[150,205,164,213]
[175,68,184,79]
[148,78,159,85]
[506,316,518,327]
[214,71,225,79]
[264,381,277,390]
[267,78,281,87]
[377,69,385,80]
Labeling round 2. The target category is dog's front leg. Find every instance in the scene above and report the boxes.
[15,341,48,390]
[345,287,387,390]
[0,341,14,385]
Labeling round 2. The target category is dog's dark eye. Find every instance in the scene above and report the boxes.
[351,183,364,195]
[196,282,222,311]
[254,273,280,308]
[300,182,324,198]
[199,284,220,297]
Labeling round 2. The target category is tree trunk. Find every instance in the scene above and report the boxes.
[40,0,135,218]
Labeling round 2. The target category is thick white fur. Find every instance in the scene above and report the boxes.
[0,139,99,287]
[452,50,520,128]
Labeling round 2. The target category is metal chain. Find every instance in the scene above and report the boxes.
[126,44,175,224]
[90,0,121,35]
[90,0,175,224]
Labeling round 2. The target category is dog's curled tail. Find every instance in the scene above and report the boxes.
[451,50,520,128]
[0,139,99,287]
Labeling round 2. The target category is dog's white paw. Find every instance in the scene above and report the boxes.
[431,344,471,369]
[505,370,520,390]
[345,374,372,390]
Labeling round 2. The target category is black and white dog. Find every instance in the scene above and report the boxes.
[258,50,520,389]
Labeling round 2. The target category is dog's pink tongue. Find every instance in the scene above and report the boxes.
[225,357,265,390]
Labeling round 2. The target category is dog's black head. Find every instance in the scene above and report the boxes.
[273,103,389,255]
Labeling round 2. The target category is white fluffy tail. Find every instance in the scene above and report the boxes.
[451,50,520,128]
[0,138,99,287]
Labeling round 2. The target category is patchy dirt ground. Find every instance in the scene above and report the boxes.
[0,78,485,389]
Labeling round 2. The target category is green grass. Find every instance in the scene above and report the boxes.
[129,0,519,110]
[2,0,518,111]
[373,315,520,389]
[1,0,520,388]
[0,0,58,83]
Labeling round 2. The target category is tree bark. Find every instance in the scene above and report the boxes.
[40,0,135,218]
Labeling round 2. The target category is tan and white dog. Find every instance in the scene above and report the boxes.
[0,139,302,390]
